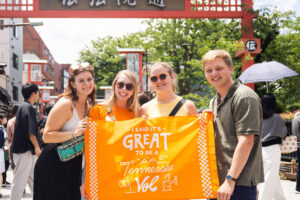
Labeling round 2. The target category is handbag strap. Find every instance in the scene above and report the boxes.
[169,99,186,116]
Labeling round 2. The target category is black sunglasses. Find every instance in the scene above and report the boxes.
[116,82,134,91]
[150,74,167,82]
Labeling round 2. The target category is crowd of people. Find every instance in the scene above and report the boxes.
[0,49,299,200]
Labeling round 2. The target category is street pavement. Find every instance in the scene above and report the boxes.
[2,168,32,200]
[1,167,300,200]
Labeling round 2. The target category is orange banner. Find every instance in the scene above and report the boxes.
[85,113,219,200]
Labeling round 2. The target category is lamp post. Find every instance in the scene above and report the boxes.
[144,49,149,93]
[0,21,43,29]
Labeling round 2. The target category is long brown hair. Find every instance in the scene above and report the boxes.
[106,70,139,117]
[59,62,96,107]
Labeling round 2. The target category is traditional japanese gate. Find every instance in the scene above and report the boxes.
[0,0,260,88]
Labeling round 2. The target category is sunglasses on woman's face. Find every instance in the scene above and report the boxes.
[150,74,167,82]
[116,82,134,91]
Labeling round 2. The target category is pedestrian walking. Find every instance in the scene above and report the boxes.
[6,105,19,171]
[0,113,7,197]
[6,105,19,146]
[258,93,287,200]
[33,63,96,200]
[202,50,264,200]
[2,114,10,188]
[292,108,300,194]
[10,83,41,200]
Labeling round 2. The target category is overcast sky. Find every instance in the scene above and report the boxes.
[31,0,300,64]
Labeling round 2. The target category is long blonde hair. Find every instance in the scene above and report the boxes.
[106,70,139,117]
[149,62,177,93]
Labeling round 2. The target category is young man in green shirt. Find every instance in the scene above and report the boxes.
[202,50,264,200]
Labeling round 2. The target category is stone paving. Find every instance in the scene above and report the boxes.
[1,168,300,200]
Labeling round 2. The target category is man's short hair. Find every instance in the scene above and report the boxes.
[138,93,150,106]
[202,49,233,68]
[21,83,39,100]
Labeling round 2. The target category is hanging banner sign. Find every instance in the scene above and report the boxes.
[127,53,140,81]
[39,0,185,10]
[30,64,43,83]
[85,113,219,200]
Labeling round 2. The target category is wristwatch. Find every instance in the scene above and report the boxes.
[226,174,237,182]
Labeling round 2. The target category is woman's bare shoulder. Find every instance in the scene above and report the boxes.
[51,98,73,115]
[56,98,72,108]
[140,99,154,111]
[184,99,198,116]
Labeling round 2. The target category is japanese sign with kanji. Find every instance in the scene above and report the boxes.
[39,0,185,10]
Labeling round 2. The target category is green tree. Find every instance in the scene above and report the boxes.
[252,9,300,111]
[142,19,240,96]
[79,33,145,97]
[78,8,299,111]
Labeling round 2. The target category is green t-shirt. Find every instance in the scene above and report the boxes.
[210,80,264,186]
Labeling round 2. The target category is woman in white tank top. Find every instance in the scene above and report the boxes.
[34,63,96,200]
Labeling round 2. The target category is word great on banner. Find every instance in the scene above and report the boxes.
[85,114,219,200]
[39,0,185,10]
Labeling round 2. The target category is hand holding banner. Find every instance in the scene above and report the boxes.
[85,112,219,200]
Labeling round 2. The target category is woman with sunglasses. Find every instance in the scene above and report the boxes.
[80,70,139,199]
[34,63,96,200]
[140,62,198,118]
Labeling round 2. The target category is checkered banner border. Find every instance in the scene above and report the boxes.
[88,121,99,200]
[198,114,214,198]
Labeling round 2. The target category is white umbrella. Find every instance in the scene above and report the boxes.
[238,61,298,92]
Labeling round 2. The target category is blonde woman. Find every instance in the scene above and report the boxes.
[81,70,139,199]
[88,69,139,121]
[34,63,96,200]
[140,62,198,119]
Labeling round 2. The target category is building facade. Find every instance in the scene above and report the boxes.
[0,18,24,105]
[23,18,68,96]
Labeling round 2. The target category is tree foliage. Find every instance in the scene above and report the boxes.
[142,18,240,97]
[79,8,299,110]
[252,9,300,112]
[79,33,145,96]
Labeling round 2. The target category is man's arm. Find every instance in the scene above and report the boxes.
[29,133,41,156]
[6,121,13,144]
[217,134,254,200]
[26,106,41,156]
[228,134,254,180]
